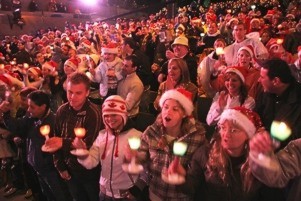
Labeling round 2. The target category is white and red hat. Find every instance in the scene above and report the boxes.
[191,17,201,23]
[101,95,128,160]
[102,95,128,126]
[28,67,42,77]
[42,61,58,71]
[101,43,118,55]
[81,40,92,49]
[159,88,194,116]
[219,107,263,138]
[238,45,255,58]
[64,58,79,70]
[225,66,247,83]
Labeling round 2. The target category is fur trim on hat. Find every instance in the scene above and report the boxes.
[64,58,78,70]
[225,67,246,83]
[102,43,118,55]
[159,89,193,116]
[219,108,258,138]
[28,67,42,77]
[238,45,255,58]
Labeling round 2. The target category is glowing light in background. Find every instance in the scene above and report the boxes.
[80,0,97,6]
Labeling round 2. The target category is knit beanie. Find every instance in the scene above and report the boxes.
[102,95,128,126]
[101,95,128,159]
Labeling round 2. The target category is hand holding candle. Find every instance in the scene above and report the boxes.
[249,121,291,170]
[122,136,143,174]
[162,141,187,184]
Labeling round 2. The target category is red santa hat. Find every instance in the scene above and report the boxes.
[101,43,118,55]
[28,67,42,77]
[191,17,201,23]
[81,40,92,49]
[219,107,263,138]
[226,18,239,27]
[250,18,260,25]
[225,66,248,83]
[159,88,194,116]
[238,45,255,58]
[42,61,58,71]
[64,58,79,70]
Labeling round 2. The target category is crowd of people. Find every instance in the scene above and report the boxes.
[0,0,301,200]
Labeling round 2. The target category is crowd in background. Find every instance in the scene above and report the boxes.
[0,0,301,200]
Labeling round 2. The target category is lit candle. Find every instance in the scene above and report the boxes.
[74,127,86,138]
[216,47,224,55]
[5,91,11,101]
[270,121,291,141]
[40,125,50,140]
[227,9,232,14]
[10,60,16,65]
[173,142,187,156]
[276,39,283,45]
[200,33,205,37]
[23,63,29,69]
[251,5,256,11]
[128,137,141,150]
[66,37,70,41]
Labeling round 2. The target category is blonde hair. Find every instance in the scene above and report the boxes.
[206,127,257,192]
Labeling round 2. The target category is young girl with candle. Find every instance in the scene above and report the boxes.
[72,95,147,200]
[206,66,255,126]
[125,88,207,200]
[169,107,285,201]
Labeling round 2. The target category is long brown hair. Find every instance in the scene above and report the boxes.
[206,128,256,192]
[224,72,248,106]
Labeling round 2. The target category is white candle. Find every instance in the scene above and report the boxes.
[74,127,86,138]
[251,5,256,10]
[173,142,187,156]
[270,121,291,141]
[40,125,50,140]
[216,47,224,55]
[128,137,141,150]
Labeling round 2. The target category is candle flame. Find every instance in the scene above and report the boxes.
[40,125,50,136]
[128,136,141,150]
[173,141,188,156]
[74,127,86,138]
